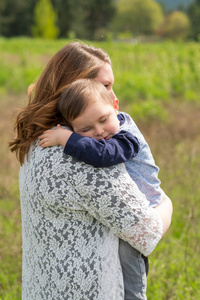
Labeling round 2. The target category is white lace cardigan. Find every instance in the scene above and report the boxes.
[19,142,163,300]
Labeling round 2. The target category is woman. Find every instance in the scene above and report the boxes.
[10,42,172,299]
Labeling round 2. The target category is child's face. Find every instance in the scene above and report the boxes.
[71,100,120,141]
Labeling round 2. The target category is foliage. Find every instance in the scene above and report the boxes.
[145,101,200,299]
[51,0,71,37]
[158,11,191,40]
[0,0,34,37]
[32,0,59,39]
[0,0,198,41]
[97,40,200,121]
[112,0,164,36]
[0,0,116,39]
[63,0,88,39]
[1,38,200,122]
[0,195,22,300]
[0,93,22,300]
[156,0,195,11]
[187,0,200,40]
[64,0,115,40]
[1,38,200,299]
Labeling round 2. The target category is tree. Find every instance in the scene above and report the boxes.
[113,0,164,36]
[32,0,59,39]
[63,0,115,40]
[0,0,35,37]
[51,0,71,37]
[65,0,88,39]
[158,11,190,40]
[187,0,200,40]
[84,0,116,40]
[0,0,115,39]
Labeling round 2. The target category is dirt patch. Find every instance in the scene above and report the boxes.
[140,101,200,144]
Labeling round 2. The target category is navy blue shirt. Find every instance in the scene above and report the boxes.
[64,114,140,168]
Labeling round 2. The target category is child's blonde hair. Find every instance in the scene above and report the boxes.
[58,79,113,128]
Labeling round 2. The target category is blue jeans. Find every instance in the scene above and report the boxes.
[119,239,148,300]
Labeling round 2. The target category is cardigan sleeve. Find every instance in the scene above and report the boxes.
[70,160,163,256]
[24,144,163,257]
[20,143,163,298]
[63,130,140,167]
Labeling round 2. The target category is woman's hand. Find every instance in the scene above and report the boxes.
[38,124,73,148]
[154,191,173,237]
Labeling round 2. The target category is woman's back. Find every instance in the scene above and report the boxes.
[20,142,162,300]
[20,143,124,299]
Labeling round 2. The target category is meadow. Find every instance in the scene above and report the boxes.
[0,38,200,299]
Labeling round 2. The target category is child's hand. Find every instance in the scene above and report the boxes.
[38,124,73,148]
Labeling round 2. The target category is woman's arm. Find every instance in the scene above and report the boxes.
[155,191,173,237]
[62,159,164,256]
[34,144,172,256]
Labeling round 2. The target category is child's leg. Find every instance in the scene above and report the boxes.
[119,239,148,300]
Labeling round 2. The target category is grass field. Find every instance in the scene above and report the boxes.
[0,38,200,299]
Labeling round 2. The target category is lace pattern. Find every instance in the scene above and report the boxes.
[20,143,162,299]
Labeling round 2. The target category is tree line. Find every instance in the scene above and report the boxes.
[0,0,200,41]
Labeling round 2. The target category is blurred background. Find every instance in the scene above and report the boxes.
[0,0,200,299]
[0,0,200,41]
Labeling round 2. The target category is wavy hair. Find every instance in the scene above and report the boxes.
[9,42,111,165]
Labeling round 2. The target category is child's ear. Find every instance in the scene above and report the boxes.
[113,98,119,113]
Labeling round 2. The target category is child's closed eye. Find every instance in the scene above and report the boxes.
[100,117,107,123]
[100,114,110,123]
[81,128,91,133]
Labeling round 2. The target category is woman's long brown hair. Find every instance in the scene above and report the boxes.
[9,42,111,165]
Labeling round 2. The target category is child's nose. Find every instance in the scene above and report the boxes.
[94,126,104,136]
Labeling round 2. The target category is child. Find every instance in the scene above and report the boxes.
[39,78,163,300]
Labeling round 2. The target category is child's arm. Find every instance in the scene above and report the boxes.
[39,126,140,168]
[38,125,73,148]
[64,130,139,167]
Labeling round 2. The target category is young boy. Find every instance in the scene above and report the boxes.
[39,78,163,300]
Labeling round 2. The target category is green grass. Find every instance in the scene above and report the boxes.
[1,38,200,121]
[96,41,200,110]
[0,38,200,299]
[145,112,200,299]
[0,196,22,300]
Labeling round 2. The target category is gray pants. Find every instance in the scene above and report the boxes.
[119,239,147,300]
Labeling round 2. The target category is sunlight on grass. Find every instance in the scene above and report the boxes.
[0,38,200,299]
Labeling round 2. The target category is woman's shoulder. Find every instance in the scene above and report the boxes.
[119,111,135,123]
[119,111,144,140]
